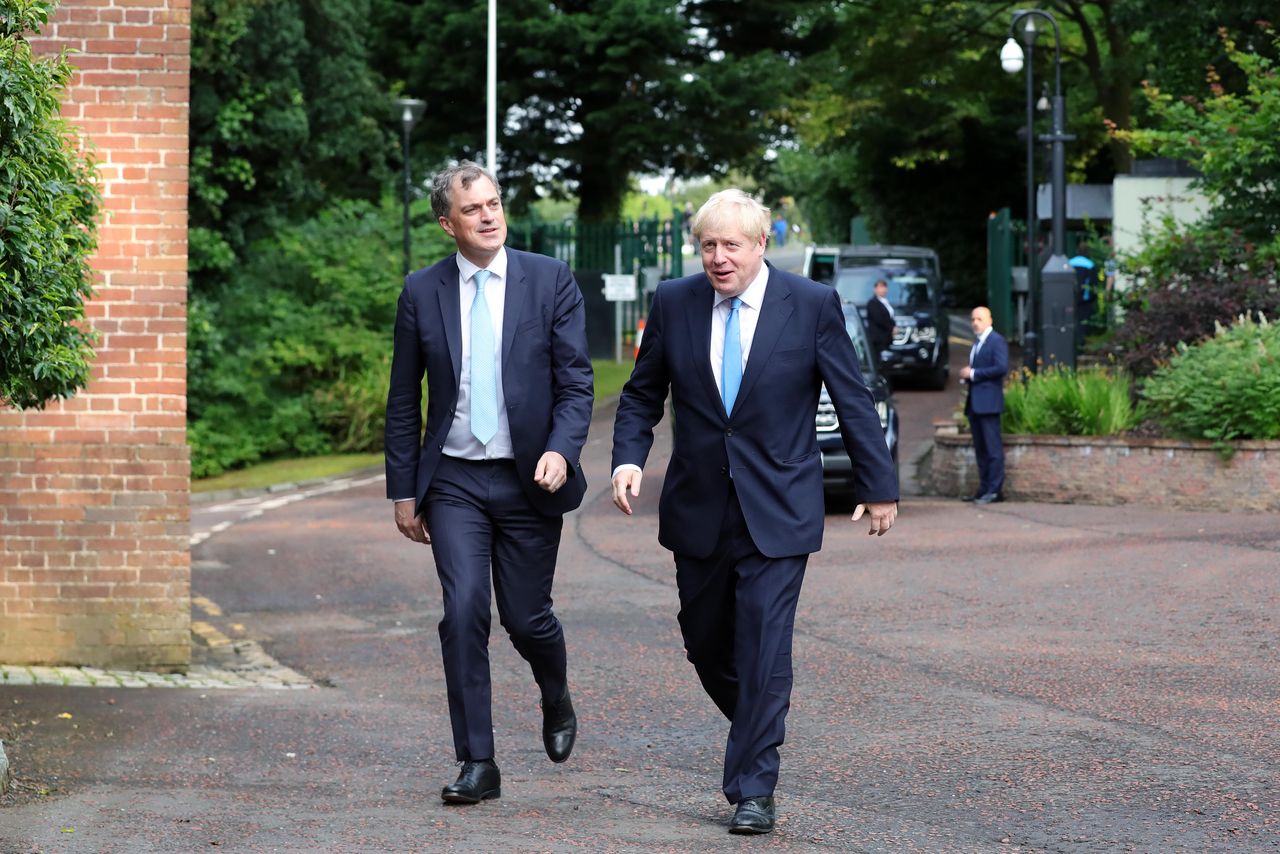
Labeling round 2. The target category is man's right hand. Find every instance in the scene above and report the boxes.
[611,469,643,516]
[394,500,430,544]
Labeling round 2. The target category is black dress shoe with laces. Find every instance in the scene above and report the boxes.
[729,796,776,835]
[441,759,501,805]
[542,688,577,763]
[974,491,1005,505]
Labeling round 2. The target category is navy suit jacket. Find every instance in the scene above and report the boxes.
[965,329,1008,415]
[384,248,594,517]
[612,265,898,560]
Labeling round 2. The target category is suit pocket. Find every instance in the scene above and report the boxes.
[774,347,807,363]
[781,449,819,465]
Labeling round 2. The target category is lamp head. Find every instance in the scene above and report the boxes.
[394,97,427,131]
[1000,38,1024,74]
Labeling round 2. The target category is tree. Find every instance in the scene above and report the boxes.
[0,0,100,409]
[370,0,820,221]
[1116,24,1280,246]
[189,0,395,282]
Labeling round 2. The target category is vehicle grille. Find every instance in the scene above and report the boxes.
[815,400,839,432]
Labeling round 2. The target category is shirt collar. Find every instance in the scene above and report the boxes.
[713,261,770,311]
[456,246,508,285]
[976,327,993,344]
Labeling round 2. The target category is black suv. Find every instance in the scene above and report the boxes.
[804,244,950,389]
[817,307,899,500]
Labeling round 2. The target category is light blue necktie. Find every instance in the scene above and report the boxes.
[722,297,743,415]
[469,270,498,444]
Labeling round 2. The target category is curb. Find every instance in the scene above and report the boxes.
[0,739,10,795]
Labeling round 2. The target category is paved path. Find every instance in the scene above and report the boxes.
[3,377,1279,852]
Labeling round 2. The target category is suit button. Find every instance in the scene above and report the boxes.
[726,428,733,437]
[720,466,727,475]
[438,444,444,450]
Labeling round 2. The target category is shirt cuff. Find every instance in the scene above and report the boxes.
[611,463,642,480]
[393,497,416,503]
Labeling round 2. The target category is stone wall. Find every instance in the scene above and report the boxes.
[0,0,192,669]
[921,420,1280,512]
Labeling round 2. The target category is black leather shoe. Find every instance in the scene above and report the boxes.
[441,759,501,805]
[542,688,577,763]
[729,796,776,835]
[960,493,981,502]
[974,491,1005,505]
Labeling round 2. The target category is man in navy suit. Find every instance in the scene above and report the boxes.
[384,162,593,804]
[959,306,1008,504]
[865,278,896,359]
[610,190,898,834]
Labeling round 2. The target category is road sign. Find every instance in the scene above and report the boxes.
[603,274,637,302]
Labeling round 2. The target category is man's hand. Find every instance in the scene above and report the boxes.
[852,500,897,536]
[394,501,430,544]
[534,451,568,493]
[612,469,643,516]
[959,365,973,381]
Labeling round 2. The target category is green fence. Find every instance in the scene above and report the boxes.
[987,209,1091,343]
[509,214,688,358]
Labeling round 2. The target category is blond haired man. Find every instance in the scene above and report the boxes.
[611,190,898,834]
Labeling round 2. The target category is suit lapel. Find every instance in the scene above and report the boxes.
[685,276,723,416]
[437,256,463,387]
[734,268,794,411]
[501,249,526,364]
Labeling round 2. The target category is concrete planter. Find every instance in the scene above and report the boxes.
[919,419,1280,512]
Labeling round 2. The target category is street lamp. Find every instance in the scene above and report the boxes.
[394,97,427,277]
[1000,9,1076,370]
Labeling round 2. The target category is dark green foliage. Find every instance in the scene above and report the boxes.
[369,0,815,220]
[1002,365,1143,436]
[189,0,395,281]
[0,0,100,409]
[188,197,453,477]
[1141,315,1280,458]
[1106,223,1280,377]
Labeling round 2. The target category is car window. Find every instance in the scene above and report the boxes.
[835,266,935,306]
[808,253,836,285]
[844,315,874,375]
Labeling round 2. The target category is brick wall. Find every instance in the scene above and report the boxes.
[0,0,191,669]
[921,421,1280,513]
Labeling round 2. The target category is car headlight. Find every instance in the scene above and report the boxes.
[875,400,888,429]
[910,325,937,343]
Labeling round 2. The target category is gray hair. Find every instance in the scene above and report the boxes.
[430,160,502,219]
[690,189,771,244]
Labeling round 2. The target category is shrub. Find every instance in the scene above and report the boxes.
[1105,221,1280,378]
[1141,314,1280,458]
[1002,366,1143,436]
[0,1,101,409]
[188,196,453,477]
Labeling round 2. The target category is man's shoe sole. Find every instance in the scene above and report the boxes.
[728,823,774,835]
[441,787,500,805]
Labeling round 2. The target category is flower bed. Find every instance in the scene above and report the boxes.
[920,419,1280,512]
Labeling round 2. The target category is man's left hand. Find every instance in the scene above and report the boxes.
[534,451,568,493]
[852,500,897,536]
[959,365,973,380]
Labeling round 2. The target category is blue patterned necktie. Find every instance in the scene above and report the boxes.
[722,297,743,415]
[469,269,498,444]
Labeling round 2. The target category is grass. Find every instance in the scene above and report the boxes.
[193,358,638,494]
[192,452,384,494]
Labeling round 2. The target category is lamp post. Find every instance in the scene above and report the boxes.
[394,98,427,277]
[1000,9,1076,370]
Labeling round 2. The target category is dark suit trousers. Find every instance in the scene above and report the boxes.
[673,484,808,804]
[425,456,567,761]
[970,412,1005,496]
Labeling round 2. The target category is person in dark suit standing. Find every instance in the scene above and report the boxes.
[959,306,1008,504]
[610,190,898,835]
[865,278,896,359]
[384,161,593,805]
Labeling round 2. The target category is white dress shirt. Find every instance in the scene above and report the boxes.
[710,264,770,394]
[613,264,770,480]
[969,326,992,366]
[444,248,514,460]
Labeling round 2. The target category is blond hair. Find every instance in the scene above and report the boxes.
[690,190,771,244]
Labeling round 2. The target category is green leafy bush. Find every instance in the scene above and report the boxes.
[1002,366,1142,436]
[188,196,452,477]
[0,0,101,409]
[1141,315,1280,458]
